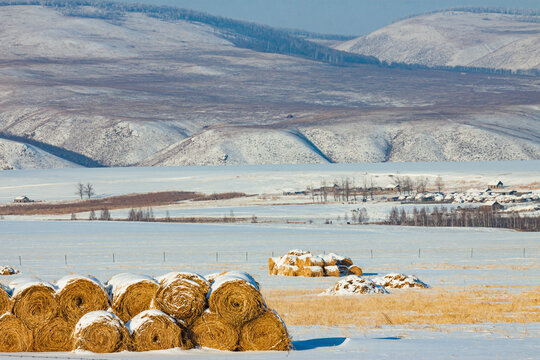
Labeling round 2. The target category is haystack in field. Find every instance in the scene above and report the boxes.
[153,272,210,325]
[10,279,58,329]
[0,313,32,352]
[56,275,109,324]
[127,309,192,351]
[269,250,360,278]
[33,316,74,352]
[0,283,11,314]
[207,272,266,327]
[107,273,158,323]
[73,311,130,353]
[323,275,388,295]
[0,266,20,276]
[239,310,291,351]
[372,273,429,289]
[190,310,239,351]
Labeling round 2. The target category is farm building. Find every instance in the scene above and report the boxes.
[481,201,503,211]
[488,181,504,189]
[14,196,32,203]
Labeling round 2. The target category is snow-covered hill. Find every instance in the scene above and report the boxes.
[0,5,539,168]
[0,138,78,169]
[335,10,540,71]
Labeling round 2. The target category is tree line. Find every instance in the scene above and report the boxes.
[385,206,540,232]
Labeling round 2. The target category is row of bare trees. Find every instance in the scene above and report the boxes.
[385,206,539,231]
[392,175,444,195]
[75,182,95,199]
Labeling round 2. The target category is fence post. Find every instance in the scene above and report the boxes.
[18,256,21,266]
[272,251,274,257]
[163,252,166,263]
[370,249,373,259]
[523,248,526,258]
[65,255,67,265]
[418,248,421,258]
[216,252,218,262]
[113,253,115,263]
[470,248,473,258]
[246,251,248,262]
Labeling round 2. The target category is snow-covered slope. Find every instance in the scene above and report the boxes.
[0,138,78,169]
[335,11,540,71]
[0,5,539,168]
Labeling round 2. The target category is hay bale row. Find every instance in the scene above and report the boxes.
[0,271,290,353]
[269,249,361,277]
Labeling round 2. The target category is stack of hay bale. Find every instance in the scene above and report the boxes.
[322,275,388,295]
[0,271,290,353]
[269,249,362,277]
[0,266,19,276]
[372,273,429,289]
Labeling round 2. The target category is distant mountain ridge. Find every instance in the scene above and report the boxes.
[335,9,540,72]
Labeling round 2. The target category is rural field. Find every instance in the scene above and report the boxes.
[0,161,539,359]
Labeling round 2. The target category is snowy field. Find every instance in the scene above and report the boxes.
[1,161,539,203]
[0,161,539,359]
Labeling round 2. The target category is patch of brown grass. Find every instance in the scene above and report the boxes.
[263,286,540,327]
[0,191,246,215]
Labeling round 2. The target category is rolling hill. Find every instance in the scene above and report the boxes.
[335,9,540,72]
[0,3,539,168]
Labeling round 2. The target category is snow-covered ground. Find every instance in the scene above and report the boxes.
[1,161,538,203]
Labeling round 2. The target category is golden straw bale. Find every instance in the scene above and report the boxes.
[239,309,291,351]
[348,265,363,276]
[33,316,74,352]
[127,309,192,351]
[0,313,32,352]
[268,257,277,274]
[190,310,239,351]
[337,257,353,267]
[324,265,341,277]
[301,266,324,277]
[277,265,299,277]
[153,272,210,325]
[107,273,158,323]
[56,275,109,325]
[286,249,310,257]
[208,272,266,327]
[0,266,19,276]
[73,311,130,353]
[10,279,58,330]
[0,284,11,314]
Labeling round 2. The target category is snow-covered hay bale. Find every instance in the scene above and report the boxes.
[287,249,311,257]
[0,313,32,352]
[0,266,20,276]
[10,279,58,329]
[348,265,363,276]
[208,272,266,326]
[107,273,158,323]
[324,265,341,277]
[190,310,239,351]
[153,272,210,325]
[268,257,278,274]
[56,275,109,325]
[322,253,353,267]
[276,265,299,276]
[301,266,324,277]
[73,311,130,353]
[372,273,429,289]
[33,316,74,352]
[0,284,11,314]
[297,254,324,268]
[127,309,192,352]
[239,310,291,351]
[204,272,227,284]
[323,275,388,295]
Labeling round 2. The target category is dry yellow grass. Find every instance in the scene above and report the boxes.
[263,286,540,327]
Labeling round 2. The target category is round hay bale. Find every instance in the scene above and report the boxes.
[0,284,11,314]
[10,279,58,329]
[208,272,265,326]
[0,313,32,352]
[73,311,130,353]
[153,272,210,325]
[127,309,192,351]
[33,316,74,352]
[348,265,363,276]
[56,275,109,325]
[301,266,324,277]
[190,310,239,351]
[324,265,341,277]
[204,271,228,284]
[107,273,158,323]
[239,310,291,351]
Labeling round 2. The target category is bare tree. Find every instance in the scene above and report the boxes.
[165,210,171,222]
[435,176,444,193]
[89,209,96,221]
[70,213,77,220]
[416,177,429,194]
[84,183,95,199]
[99,208,111,221]
[76,182,85,199]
